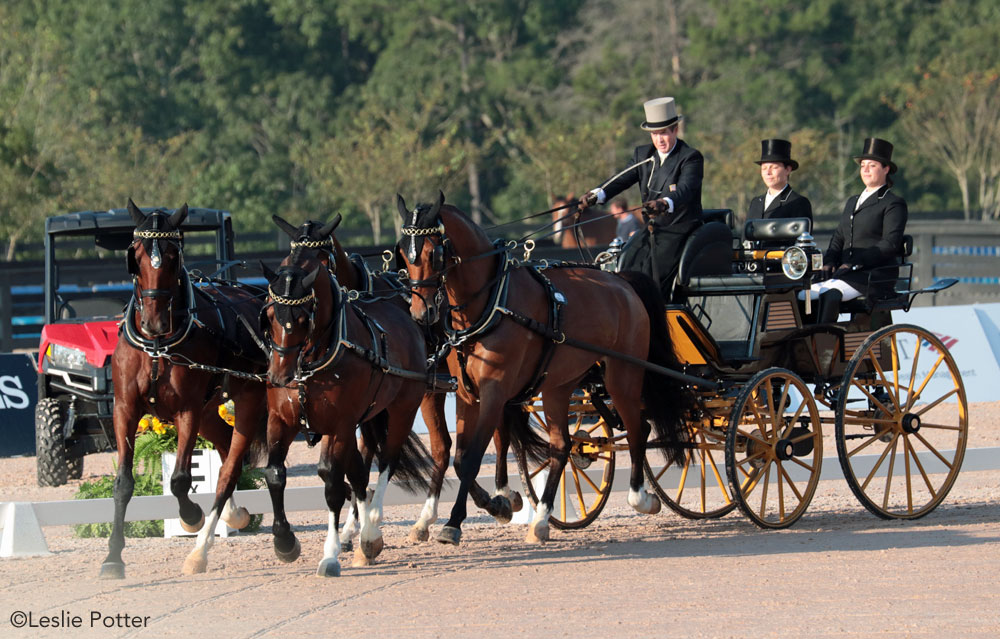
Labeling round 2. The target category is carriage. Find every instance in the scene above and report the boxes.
[511,210,967,530]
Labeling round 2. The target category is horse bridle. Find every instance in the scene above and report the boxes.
[128,228,186,334]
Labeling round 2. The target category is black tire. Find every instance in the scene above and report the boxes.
[67,454,84,480]
[36,397,68,487]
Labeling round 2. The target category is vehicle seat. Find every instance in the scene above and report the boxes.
[744,217,811,246]
[676,222,735,287]
[840,234,914,314]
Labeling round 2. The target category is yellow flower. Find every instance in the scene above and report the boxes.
[138,416,151,433]
[152,417,167,435]
[218,400,236,427]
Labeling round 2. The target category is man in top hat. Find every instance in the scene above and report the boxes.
[803,137,908,323]
[747,139,812,222]
[580,96,704,298]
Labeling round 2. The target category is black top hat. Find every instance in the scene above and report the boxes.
[754,139,798,171]
[853,137,897,174]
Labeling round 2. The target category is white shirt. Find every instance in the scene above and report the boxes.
[764,185,789,211]
[855,187,880,211]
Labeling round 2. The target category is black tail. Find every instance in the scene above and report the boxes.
[361,412,434,495]
[503,403,548,465]
[618,270,696,465]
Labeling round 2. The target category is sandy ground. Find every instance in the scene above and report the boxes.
[1,403,999,638]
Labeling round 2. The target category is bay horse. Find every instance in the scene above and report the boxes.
[269,214,525,546]
[260,225,433,577]
[397,192,690,545]
[101,200,267,579]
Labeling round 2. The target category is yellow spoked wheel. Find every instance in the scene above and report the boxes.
[726,368,823,529]
[514,392,618,530]
[645,415,736,519]
[835,324,968,519]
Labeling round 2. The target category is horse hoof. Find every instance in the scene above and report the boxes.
[510,491,524,513]
[361,536,385,561]
[408,526,429,543]
[525,523,549,544]
[182,554,208,575]
[317,558,341,578]
[274,537,301,563]
[99,562,125,580]
[648,495,662,515]
[223,507,251,530]
[489,495,513,524]
[180,510,205,533]
[340,538,353,553]
[352,545,372,567]
[435,526,461,546]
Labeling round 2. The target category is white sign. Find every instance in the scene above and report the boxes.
[160,449,234,538]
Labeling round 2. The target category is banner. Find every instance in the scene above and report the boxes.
[0,353,38,457]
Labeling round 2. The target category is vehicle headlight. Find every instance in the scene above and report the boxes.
[47,343,88,369]
[781,246,809,280]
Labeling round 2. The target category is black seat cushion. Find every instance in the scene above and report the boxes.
[677,222,735,286]
[703,209,735,229]
[744,217,811,243]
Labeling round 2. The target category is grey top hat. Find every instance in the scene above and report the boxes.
[640,97,683,131]
[853,137,897,174]
[755,139,798,171]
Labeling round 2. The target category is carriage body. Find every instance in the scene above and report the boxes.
[517,210,967,530]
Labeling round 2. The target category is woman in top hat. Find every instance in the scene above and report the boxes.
[579,96,704,298]
[804,137,908,323]
[747,139,812,222]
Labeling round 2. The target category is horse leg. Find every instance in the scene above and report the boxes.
[264,419,300,563]
[437,396,492,546]
[606,364,661,515]
[170,410,206,533]
[339,439,376,567]
[195,395,251,530]
[99,401,139,579]
[410,392,450,543]
[491,424,523,522]
[182,391,259,575]
[316,443,348,577]
[338,436,370,552]
[527,389,573,543]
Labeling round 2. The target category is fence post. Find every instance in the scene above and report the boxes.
[0,271,11,352]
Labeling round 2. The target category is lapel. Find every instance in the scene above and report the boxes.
[855,184,890,214]
[647,140,683,199]
[764,185,791,213]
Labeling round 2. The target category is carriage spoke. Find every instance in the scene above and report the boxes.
[758,466,770,520]
[911,431,955,470]
[905,437,938,499]
[891,335,901,404]
[860,433,899,490]
[881,436,899,510]
[569,466,589,517]
[852,379,893,416]
[528,458,551,480]
[903,434,914,513]
[916,422,961,432]
[560,468,568,521]
[848,427,894,458]
[777,462,804,502]
[867,345,901,413]
[915,388,959,417]
[706,448,731,503]
[842,414,898,426]
[787,455,814,473]
[577,466,602,493]
[903,335,922,412]
[909,353,946,408]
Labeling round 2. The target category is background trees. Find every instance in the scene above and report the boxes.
[1,0,998,258]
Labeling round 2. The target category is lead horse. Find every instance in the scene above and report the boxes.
[397,192,692,545]
[101,200,267,578]
[269,214,526,545]
[260,224,433,576]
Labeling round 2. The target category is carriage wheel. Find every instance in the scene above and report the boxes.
[645,418,737,519]
[725,368,823,529]
[513,392,616,530]
[835,324,968,519]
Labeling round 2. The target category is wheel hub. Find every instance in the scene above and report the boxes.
[569,429,595,469]
[901,413,921,434]
[775,438,795,461]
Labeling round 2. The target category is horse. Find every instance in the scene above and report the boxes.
[268,214,525,545]
[260,224,433,577]
[101,200,267,579]
[396,192,691,545]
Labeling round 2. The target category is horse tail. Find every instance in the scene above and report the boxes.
[361,412,434,495]
[618,270,694,465]
[503,403,548,465]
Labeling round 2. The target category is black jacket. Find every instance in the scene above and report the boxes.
[748,185,813,222]
[602,140,704,228]
[825,184,908,295]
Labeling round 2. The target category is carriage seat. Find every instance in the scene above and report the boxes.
[839,234,914,314]
[676,222,735,287]
[702,208,735,229]
[743,217,811,245]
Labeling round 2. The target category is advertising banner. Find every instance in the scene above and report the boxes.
[0,353,38,456]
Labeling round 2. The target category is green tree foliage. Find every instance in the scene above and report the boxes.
[2,0,1000,259]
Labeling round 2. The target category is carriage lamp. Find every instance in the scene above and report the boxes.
[781,246,809,280]
[46,343,88,369]
[795,232,823,271]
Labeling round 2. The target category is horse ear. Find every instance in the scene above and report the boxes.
[127,199,146,226]
[301,266,321,289]
[259,260,278,284]
[272,215,300,239]
[428,190,444,219]
[168,204,188,229]
[396,194,409,220]
[318,214,342,238]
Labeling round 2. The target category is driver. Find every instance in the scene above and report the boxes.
[580,96,704,299]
